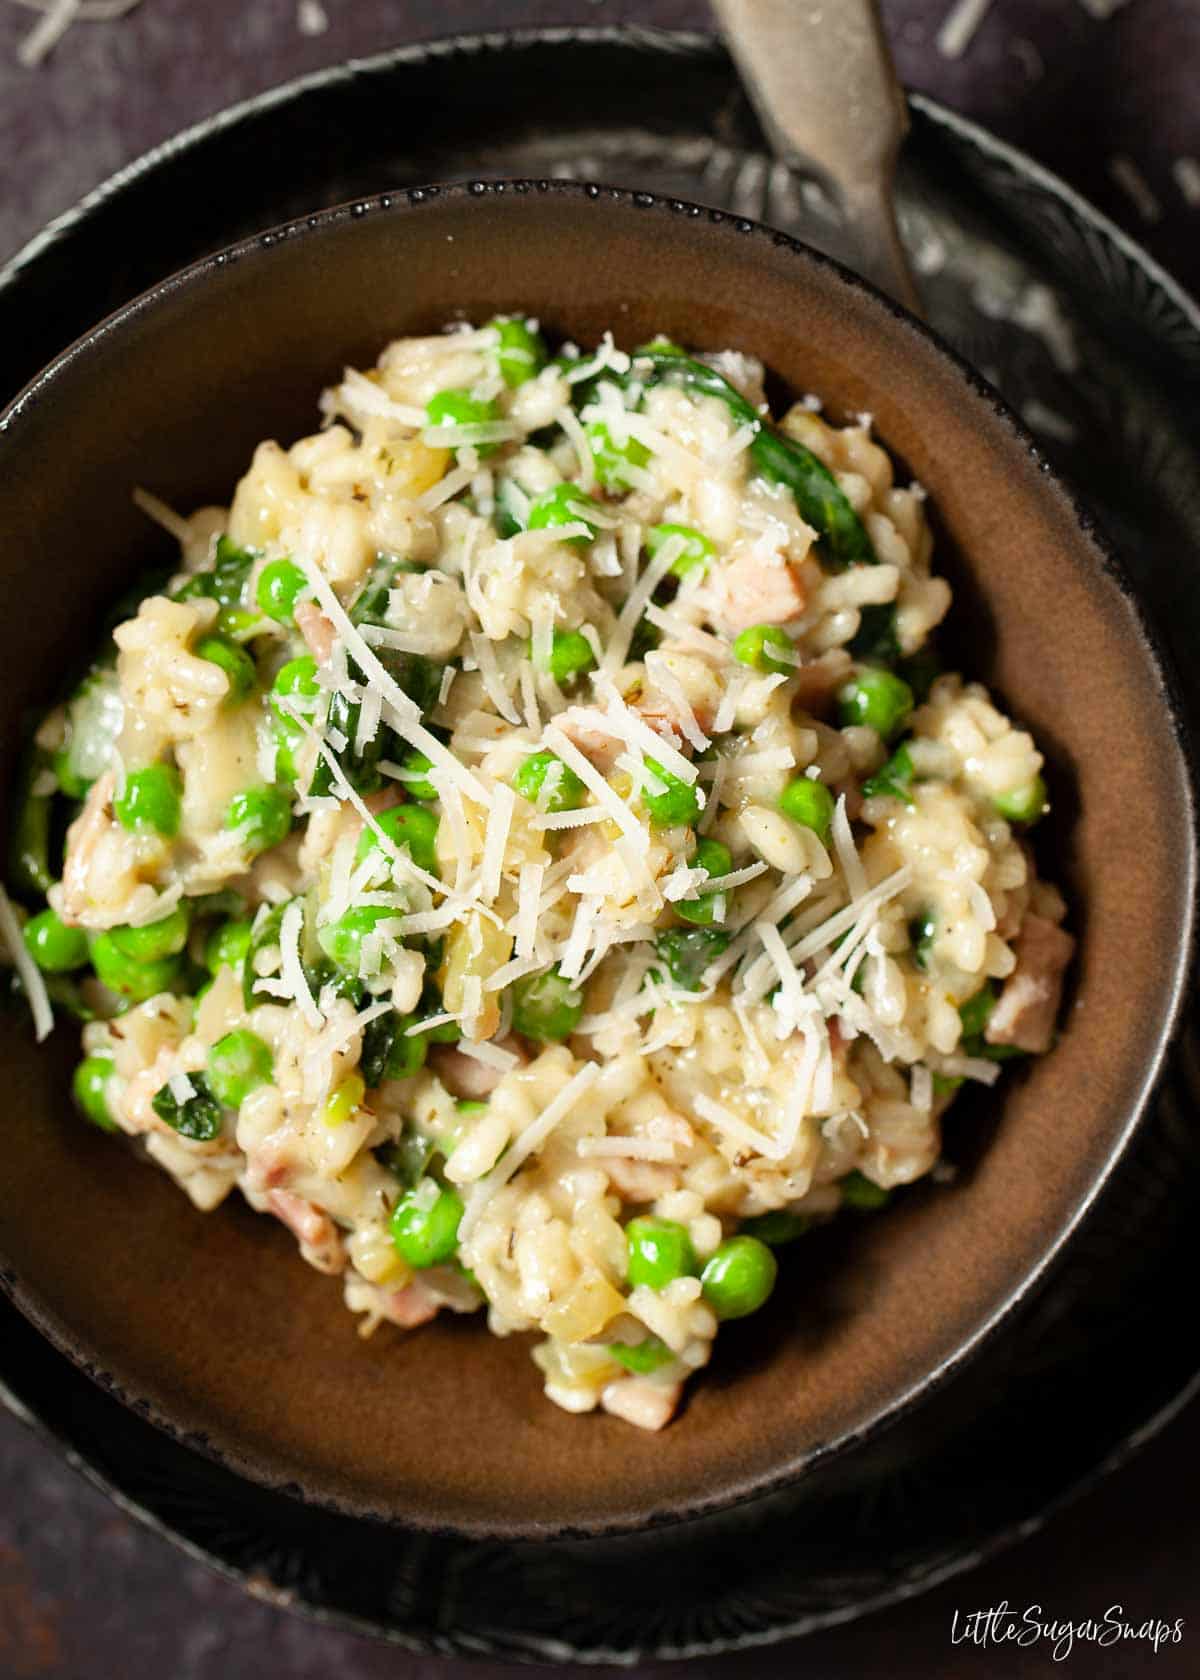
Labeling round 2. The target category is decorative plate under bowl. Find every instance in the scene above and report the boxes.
[1,26,1198,1662]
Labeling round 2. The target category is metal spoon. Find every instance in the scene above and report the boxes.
[711,0,921,314]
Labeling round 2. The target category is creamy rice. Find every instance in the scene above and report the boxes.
[7,323,1074,1428]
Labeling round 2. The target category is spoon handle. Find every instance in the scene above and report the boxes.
[711,0,921,315]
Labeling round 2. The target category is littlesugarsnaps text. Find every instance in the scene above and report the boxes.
[950,1603,1184,1662]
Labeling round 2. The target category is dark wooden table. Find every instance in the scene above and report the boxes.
[2,3,1198,1675]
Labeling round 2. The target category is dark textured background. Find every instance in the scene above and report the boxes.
[2,2,1198,1675]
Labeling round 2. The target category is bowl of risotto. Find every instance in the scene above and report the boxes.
[0,183,1192,1536]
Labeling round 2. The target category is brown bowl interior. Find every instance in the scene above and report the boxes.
[0,186,1192,1537]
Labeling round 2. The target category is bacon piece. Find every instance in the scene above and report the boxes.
[985,912,1075,1054]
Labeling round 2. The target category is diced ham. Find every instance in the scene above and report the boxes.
[363,787,404,816]
[632,694,714,753]
[242,1134,294,1192]
[267,1189,346,1274]
[382,1280,441,1329]
[430,1036,528,1099]
[985,912,1075,1054]
[556,709,621,773]
[791,655,850,720]
[708,549,806,634]
[295,601,336,665]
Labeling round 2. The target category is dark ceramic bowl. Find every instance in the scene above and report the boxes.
[0,182,1193,1540]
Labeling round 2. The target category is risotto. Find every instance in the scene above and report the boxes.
[5,324,1074,1430]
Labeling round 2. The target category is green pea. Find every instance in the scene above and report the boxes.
[255,558,308,624]
[271,654,320,717]
[840,1170,891,1211]
[587,421,651,489]
[425,388,501,456]
[607,1336,674,1374]
[317,905,401,972]
[217,606,268,643]
[490,316,548,387]
[194,634,256,705]
[456,1099,488,1118]
[206,1028,273,1107]
[994,773,1048,825]
[322,1071,365,1128]
[739,1211,812,1245]
[108,903,190,963]
[89,932,182,1001]
[354,804,439,879]
[626,1216,697,1290]
[205,917,254,974]
[526,483,601,545]
[732,624,795,675]
[226,786,293,857]
[269,654,320,779]
[641,757,701,827]
[510,967,583,1043]
[396,746,438,802]
[23,907,88,973]
[388,1182,464,1268]
[529,628,596,686]
[512,749,587,813]
[778,776,835,842]
[675,837,732,928]
[837,668,914,742]
[73,1054,118,1132]
[645,522,715,579]
[653,926,730,991]
[700,1236,778,1319]
[114,764,182,838]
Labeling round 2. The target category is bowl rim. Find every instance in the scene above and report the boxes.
[1,174,1196,1541]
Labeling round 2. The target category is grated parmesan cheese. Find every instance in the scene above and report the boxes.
[279,899,323,1028]
[600,538,684,677]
